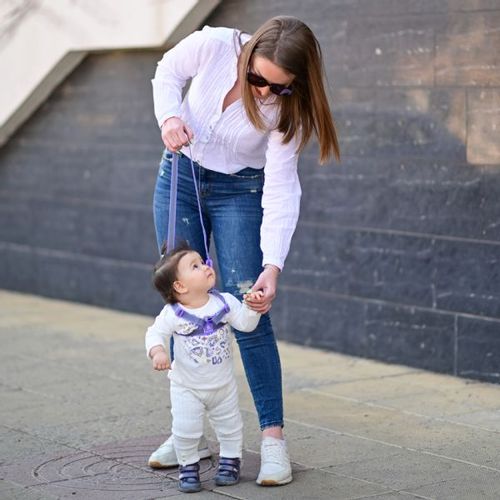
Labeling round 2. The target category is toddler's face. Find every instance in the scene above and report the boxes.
[176,251,216,294]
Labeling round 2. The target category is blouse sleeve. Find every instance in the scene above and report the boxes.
[151,26,212,128]
[261,130,302,270]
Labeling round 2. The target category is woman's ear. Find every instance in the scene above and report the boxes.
[173,280,187,295]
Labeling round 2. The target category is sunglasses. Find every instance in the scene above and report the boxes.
[246,71,293,96]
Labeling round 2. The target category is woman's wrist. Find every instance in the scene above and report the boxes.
[160,116,179,129]
[263,263,281,274]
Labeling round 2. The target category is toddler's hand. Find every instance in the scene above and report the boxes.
[152,351,170,371]
[243,290,264,311]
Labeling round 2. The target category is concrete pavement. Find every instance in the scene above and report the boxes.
[1,289,499,499]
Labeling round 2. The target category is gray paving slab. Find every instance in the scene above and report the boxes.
[0,427,75,465]
[359,494,429,500]
[407,467,500,500]
[326,451,484,491]
[0,479,57,500]
[225,468,392,499]
[448,409,500,431]
[1,290,500,500]
[283,389,500,469]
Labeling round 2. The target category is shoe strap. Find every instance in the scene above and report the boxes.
[217,457,240,477]
[219,457,240,465]
[179,462,200,481]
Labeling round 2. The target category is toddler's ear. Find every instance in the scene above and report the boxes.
[173,280,187,295]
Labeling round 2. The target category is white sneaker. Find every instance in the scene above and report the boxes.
[148,435,211,468]
[256,437,293,486]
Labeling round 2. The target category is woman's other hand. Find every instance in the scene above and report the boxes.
[243,290,264,311]
[161,117,194,152]
[245,265,280,314]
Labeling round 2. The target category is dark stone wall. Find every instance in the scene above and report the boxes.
[1,0,500,382]
[0,53,166,313]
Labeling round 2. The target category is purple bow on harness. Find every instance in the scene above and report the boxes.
[173,289,230,336]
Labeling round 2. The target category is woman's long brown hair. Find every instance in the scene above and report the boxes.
[238,16,340,164]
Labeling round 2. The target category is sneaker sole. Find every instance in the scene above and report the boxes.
[148,460,177,469]
[257,475,293,486]
[148,448,211,469]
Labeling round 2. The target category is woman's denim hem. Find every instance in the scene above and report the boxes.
[260,422,284,431]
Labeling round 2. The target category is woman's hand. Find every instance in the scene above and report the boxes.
[161,117,194,152]
[244,265,280,314]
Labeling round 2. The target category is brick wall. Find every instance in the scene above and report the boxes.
[0,53,165,313]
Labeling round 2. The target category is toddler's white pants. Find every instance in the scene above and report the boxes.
[170,378,243,466]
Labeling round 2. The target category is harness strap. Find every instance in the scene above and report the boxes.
[167,153,178,254]
[167,149,213,267]
[172,290,230,336]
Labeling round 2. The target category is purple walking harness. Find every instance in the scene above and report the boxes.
[172,288,230,336]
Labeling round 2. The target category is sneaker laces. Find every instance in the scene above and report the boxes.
[262,441,288,464]
[157,439,172,452]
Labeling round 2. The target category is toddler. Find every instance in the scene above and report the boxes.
[145,242,262,493]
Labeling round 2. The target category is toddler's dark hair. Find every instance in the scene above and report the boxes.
[153,241,193,304]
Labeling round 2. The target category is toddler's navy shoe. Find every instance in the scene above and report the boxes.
[214,457,240,486]
[178,462,202,493]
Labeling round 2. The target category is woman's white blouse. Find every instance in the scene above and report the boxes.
[151,26,302,270]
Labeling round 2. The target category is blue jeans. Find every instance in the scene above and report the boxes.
[153,150,283,430]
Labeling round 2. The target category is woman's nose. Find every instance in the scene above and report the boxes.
[259,86,271,98]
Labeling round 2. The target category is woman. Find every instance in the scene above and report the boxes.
[149,15,340,486]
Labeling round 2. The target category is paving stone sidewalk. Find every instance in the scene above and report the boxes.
[1,290,500,499]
